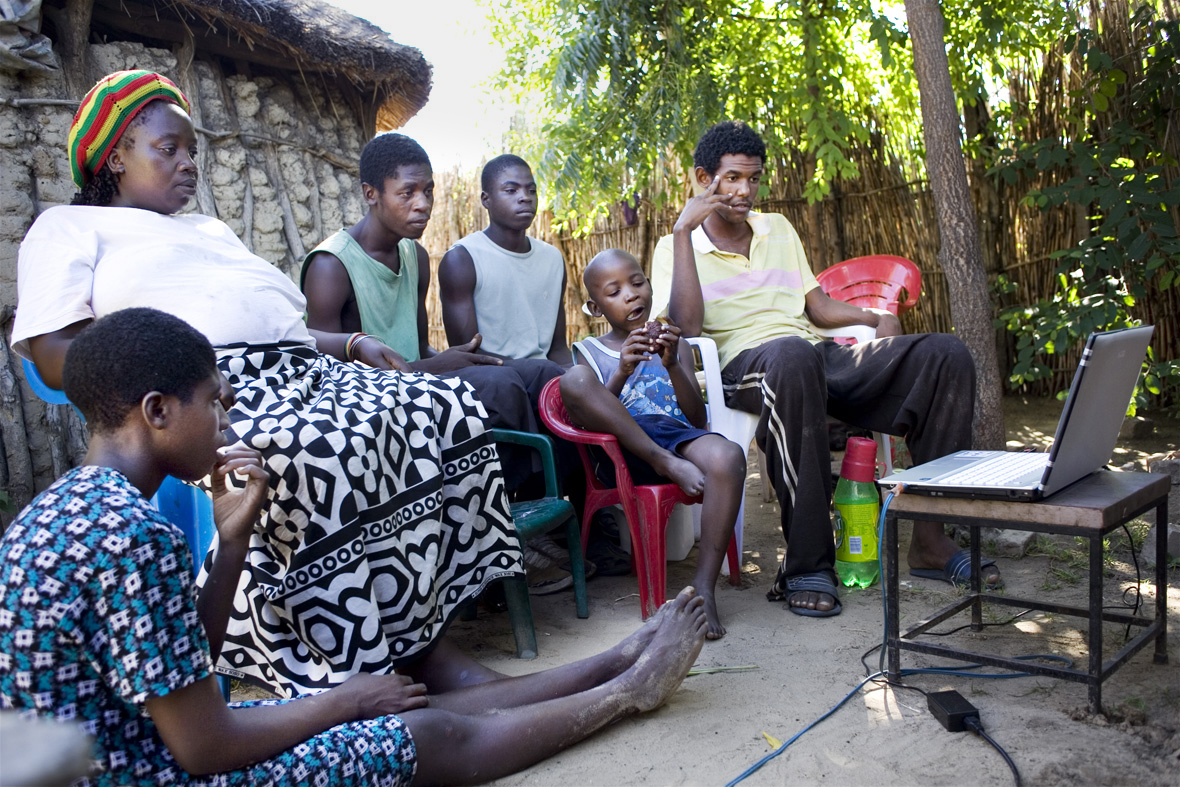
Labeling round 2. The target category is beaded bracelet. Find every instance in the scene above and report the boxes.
[345,332,368,362]
[354,334,377,359]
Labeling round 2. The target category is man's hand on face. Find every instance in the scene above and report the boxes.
[673,175,735,234]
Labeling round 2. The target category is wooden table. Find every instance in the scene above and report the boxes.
[884,471,1170,713]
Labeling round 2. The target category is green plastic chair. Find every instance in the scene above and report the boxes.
[490,429,589,659]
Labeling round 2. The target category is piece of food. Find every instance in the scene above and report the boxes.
[644,320,664,341]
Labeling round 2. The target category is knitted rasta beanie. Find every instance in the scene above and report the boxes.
[68,70,191,188]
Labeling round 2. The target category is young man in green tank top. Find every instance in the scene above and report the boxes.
[302,134,583,592]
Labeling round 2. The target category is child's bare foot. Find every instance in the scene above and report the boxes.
[650,453,706,497]
[697,588,726,640]
[626,586,707,712]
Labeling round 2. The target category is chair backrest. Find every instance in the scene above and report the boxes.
[815,255,922,316]
[489,429,562,500]
[154,476,218,576]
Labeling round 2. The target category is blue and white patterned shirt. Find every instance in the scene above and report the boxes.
[0,466,212,785]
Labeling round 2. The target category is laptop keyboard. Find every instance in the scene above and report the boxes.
[937,451,1048,486]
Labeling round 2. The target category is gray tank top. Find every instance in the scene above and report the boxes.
[573,337,687,422]
[452,231,564,359]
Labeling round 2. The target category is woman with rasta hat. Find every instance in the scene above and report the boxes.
[1,306,708,785]
[13,71,522,701]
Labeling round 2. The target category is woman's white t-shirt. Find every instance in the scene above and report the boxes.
[12,206,314,359]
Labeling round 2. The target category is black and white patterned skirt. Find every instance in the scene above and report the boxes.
[208,343,523,697]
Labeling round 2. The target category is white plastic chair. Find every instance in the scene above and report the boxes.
[686,325,890,573]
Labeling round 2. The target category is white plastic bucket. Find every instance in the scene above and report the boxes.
[617,502,696,561]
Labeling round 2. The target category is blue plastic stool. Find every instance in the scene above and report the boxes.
[21,358,231,699]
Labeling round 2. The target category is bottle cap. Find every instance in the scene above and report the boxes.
[840,436,878,483]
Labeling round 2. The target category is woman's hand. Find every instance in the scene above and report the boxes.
[353,337,412,372]
[333,673,430,719]
[210,446,269,548]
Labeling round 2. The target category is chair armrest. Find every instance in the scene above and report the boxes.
[490,429,561,499]
[813,322,878,345]
[22,357,85,419]
[536,409,621,449]
[684,337,723,410]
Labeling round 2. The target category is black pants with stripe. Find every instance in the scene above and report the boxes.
[721,333,976,597]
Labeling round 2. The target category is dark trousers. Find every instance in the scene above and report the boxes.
[452,358,566,490]
[721,333,976,593]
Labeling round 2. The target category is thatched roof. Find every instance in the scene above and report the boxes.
[78,0,432,128]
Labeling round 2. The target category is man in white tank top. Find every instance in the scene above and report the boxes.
[441,157,634,579]
[439,155,573,367]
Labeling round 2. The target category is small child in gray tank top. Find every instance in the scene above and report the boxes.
[560,249,747,640]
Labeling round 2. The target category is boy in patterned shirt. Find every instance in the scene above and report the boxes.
[1,307,709,786]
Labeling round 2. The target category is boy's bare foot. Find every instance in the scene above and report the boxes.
[615,593,681,663]
[650,453,706,497]
[626,586,707,712]
[696,588,726,640]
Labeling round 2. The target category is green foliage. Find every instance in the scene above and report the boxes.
[990,9,1180,406]
[493,0,1079,228]
[493,0,904,226]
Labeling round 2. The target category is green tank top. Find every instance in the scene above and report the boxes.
[301,230,421,362]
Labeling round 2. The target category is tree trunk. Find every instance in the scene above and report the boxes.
[905,0,1005,449]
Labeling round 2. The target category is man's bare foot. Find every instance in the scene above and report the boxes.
[649,452,706,497]
[697,588,726,640]
[625,586,708,712]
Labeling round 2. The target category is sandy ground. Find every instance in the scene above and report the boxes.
[237,398,1180,785]
[456,399,1180,787]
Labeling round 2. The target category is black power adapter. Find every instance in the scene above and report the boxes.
[927,690,981,732]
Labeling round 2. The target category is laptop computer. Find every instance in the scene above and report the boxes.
[878,325,1154,501]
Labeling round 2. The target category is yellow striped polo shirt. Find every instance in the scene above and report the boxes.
[651,212,823,370]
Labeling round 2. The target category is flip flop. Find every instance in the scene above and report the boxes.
[560,557,598,582]
[910,548,1003,590]
[784,572,843,617]
[585,536,632,576]
[523,541,574,595]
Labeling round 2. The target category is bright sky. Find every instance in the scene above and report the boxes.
[326,0,514,168]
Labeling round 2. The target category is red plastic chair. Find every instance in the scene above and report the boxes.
[815,255,922,316]
[814,255,923,474]
[537,378,740,619]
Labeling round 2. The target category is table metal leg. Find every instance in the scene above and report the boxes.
[1088,533,1103,713]
[970,525,982,631]
[887,512,901,680]
[1155,500,1169,665]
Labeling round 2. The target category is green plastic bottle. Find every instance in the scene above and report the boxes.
[834,436,880,588]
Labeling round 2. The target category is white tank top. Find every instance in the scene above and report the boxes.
[452,230,564,359]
